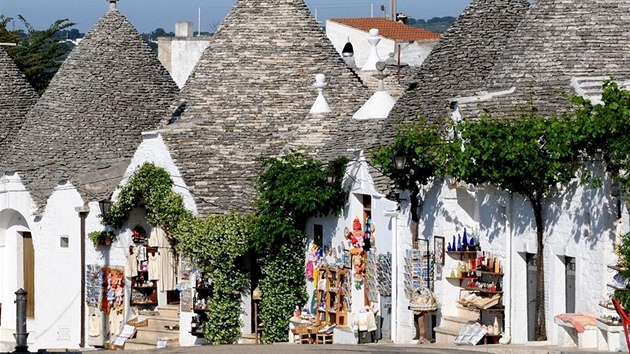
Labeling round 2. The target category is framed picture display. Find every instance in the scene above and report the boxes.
[417,239,431,289]
[434,236,445,265]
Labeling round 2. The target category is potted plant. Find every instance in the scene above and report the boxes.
[88,230,117,247]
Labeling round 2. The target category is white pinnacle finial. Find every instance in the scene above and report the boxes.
[354,61,395,120]
[310,74,332,114]
[361,28,382,72]
[108,0,119,11]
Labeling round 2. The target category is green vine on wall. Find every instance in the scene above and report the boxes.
[253,152,348,343]
[102,162,194,236]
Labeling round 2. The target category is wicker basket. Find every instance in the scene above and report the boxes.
[308,324,325,334]
[291,324,309,335]
[409,288,438,312]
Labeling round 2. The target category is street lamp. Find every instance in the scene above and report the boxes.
[98,199,111,216]
[392,152,407,170]
[327,172,337,184]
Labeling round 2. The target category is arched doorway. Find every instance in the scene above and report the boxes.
[0,209,33,326]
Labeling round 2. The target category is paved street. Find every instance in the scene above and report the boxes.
[118,343,607,354]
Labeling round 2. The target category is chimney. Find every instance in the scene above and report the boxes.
[389,0,397,21]
[175,22,193,38]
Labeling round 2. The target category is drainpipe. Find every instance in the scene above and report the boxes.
[500,195,512,344]
[384,209,399,343]
[75,205,90,348]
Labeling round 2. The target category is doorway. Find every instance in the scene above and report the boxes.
[526,253,537,341]
[565,257,576,313]
[22,232,34,318]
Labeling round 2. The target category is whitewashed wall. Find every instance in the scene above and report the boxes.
[325,20,437,68]
[157,37,212,89]
[421,162,624,346]
[0,173,40,351]
[303,156,408,342]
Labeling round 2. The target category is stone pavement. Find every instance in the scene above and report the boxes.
[107,342,617,354]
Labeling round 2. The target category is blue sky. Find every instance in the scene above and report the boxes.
[0,0,471,34]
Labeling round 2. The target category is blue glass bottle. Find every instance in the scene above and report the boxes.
[462,228,468,247]
[457,234,462,251]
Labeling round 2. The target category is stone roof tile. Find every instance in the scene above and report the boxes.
[387,0,529,127]
[460,0,630,118]
[163,0,370,216]
[0,48,38,158]
[5,4,179,208]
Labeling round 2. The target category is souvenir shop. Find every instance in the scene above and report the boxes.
[292,195,394,344]
[86,225,179,346]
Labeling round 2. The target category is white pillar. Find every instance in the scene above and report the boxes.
[385,210,399,343]
[500,196,512,344]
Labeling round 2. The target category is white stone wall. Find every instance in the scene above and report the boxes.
[421,163,624,346]
[304,158,626,346]
[325,20,437,68]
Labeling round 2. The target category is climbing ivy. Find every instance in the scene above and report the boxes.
[102,162,194,236]
[177,212,255,344]
[252,152,348,342]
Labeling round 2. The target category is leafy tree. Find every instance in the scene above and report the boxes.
[570,81,630,190]
[443,110,582,340]
[408,16,456,34]
[376,105,595,340]
[0,15,75,94]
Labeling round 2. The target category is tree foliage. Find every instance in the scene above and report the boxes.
[253,153,348,254]
[0,15,75,94]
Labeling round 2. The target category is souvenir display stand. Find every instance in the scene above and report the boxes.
[315,266,348,326]
[130,246,159,307]
[190,273,213,338]
[445,231,505,345]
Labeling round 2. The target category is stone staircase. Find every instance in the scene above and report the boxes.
[434,306,479,344]
[124,305,180,350]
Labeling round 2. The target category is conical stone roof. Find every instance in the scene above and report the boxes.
[162,0,370,215]
[0,48,38,159]
[460,0,630,118]
[387,0,529,126]
[5,3,179,208]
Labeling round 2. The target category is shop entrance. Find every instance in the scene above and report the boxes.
[565,257,575,313]
[22,232,35,318]
[526,253,537,341]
